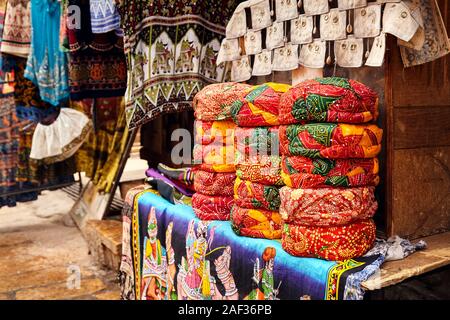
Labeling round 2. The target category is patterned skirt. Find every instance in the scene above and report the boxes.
[281,156,380,188]
[279,77,378,125]
[279,123,383,159]
[281,219,376,261]
[230,206,282,239]
[279,186,378,227]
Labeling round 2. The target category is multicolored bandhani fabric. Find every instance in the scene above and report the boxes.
[194,120,236,145]
[230,206,282,240]
[194,170,235,196]
[236,155,284,186]
[193,143,235,173]
[0,0,31,58]
[279,77,379,125]
[279,123,383,159]
[279,186,377,227]
[234,177,280,211]
[282,219,376,261]
[193,82,253,121]
[281,156,380,188]
[230,83,291,127]
[235,126,279,163]
[192,193,234,221]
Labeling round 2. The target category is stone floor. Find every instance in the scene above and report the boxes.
[0,189,121,300]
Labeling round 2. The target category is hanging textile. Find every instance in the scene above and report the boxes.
[0,0,31,58]
[89,0,121,34]
[25,0,69,106]
[116,1,240,129]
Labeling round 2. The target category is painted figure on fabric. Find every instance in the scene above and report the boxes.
[177,220,237,300]
[246,247,280,300]
[165,221,177,300]
[152,41,173,75]
[141,207,167,300]
[175,39,199,72]
[200,45,218,79]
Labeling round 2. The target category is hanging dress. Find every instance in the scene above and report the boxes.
[0,0,31,57]
[25,0,69,106]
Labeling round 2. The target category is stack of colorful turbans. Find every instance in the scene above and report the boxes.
[230,83,291,240]
[191,83,249,220]
[278,77,381,261]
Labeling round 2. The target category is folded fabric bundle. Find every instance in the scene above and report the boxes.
[279,77,379,125]
[281,219,376,261]
[230,206,282,240]
[193,82,252,121]
[235,126,279,163]
[230,82,291,127]
[192,193,234,221]
[279,186,377,227]
[193,143,235,173]
[236,155,284,186]
[234,177,280,211]
[194,170,236,196]
[194,120,236,145]
[145,168,194,197]
[281,156,380,188]
[279,123,382,159]
[157,163,195,187]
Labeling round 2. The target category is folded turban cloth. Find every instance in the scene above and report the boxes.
[193,82,252,121]
[234,177,280,211]
[194,170,236,196]
[231,206,282,239]
[279,186,377,227]
[281,219,376,261]
[281,156,380,188]
[279,77,378,125]
[194,120,236,145]
[193,143,235,172]
[279,123,382,159]
[192,193,234,221]
[236,155,284,186]
[230,82,291,127]
[235,126,279,163]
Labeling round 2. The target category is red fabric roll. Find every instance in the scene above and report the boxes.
[279,77,378,125]
[236,155,284,186]
[230,206,282,239]
[192,193,234,221]
[281,219,376,261]
[234,177,280,211]
[194,120,236,145]
[194,170,236,196]
[193,82,252,121]
[281,156,380,188]
[279,186,377,227]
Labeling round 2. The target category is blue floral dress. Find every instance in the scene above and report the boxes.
[25,0,69,106]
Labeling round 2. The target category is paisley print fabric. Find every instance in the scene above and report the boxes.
[236,155,284,186]
[192,193,234,221]
[281,156,380,188]
[194,120,236,145]
[230,82,291,127]
[279,77,379,125]
[193,170,236,196]
[230,206,282,240]
[279,123,382,159]
[281,219,376,261]
[234,177,280,211]
[279,186,377,227]
[193,82,252,121]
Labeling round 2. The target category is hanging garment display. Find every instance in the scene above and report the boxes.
[281,156,380,188]
[116,0,239,129]
[231,56,252,82]
[299,39,326,68]
[25,0,69,106]
[192,192,234,221]
[278,77,379,125]
[193,170,236,197]
[291,15,313,45]
[252,49,272,76]
[0,0,31,57]
[353,3,382,38]
[320,9,347,41]
[279,123,383,159]
[89,0,121,34]
[234,177,280,211]
[279,186,378,227]
[30,108,92,164]
[250,0,271,31]
[272,43,299,71]
[193,82,252,121]
[244,29,262,55]
[230,83,291,127]
[303,0,329,16]
[231,205,282,239]
[281,219,376,261]
[266,21,284,50]
[334,36,364,68]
